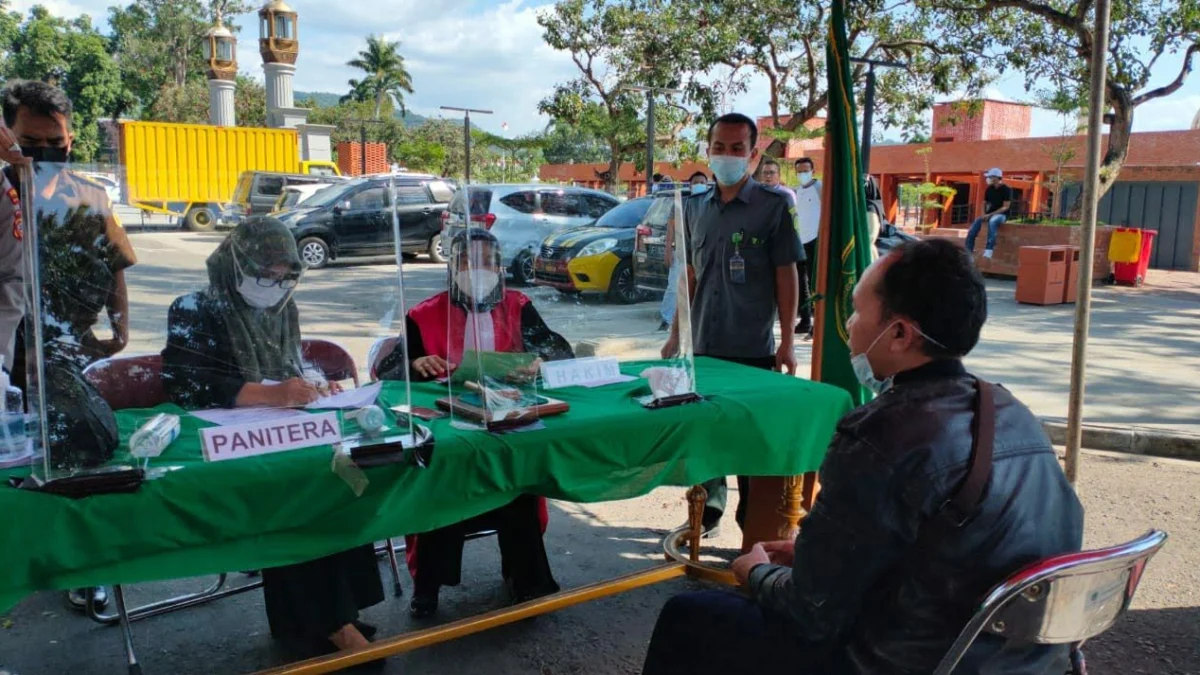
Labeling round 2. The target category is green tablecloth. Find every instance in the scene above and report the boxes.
[0,358,851,613]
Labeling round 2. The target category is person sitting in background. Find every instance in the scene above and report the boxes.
[965,168,1012,259]
[377,228,567,619]
[642,239,1083,675]
[161,217,384,669]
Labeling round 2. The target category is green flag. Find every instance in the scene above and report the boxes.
[816,0,873,406]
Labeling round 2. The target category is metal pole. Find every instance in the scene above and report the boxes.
[359,125,367,176]
[646,94,655,195]
[464,111,472,185]
[1064,0,1112,484]
[860,67,876,177]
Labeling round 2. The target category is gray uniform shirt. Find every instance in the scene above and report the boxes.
[685,178,802,359]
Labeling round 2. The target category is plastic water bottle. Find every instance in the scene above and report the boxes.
[129,413,181,460]
[0,358,25,459]
[347,405,386,435]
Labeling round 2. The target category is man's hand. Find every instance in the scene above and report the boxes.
[759,539,795,567]
[660,331,680,360]
[0,126,28,167]
[270,377,321,407]
[732,543,771,586]
[776,341,797,375]
[412,355,454,378]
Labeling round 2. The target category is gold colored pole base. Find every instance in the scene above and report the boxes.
[661,525,738,586]
[252,563,688,675]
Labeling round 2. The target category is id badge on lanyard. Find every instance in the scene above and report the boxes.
[730,230,746,284]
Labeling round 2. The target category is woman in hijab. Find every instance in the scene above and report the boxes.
[377,228,568,619]
[161,217,384,667]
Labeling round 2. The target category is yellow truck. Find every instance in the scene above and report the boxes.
[118,120,340,231]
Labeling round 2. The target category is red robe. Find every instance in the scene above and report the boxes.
[404,289,549,578]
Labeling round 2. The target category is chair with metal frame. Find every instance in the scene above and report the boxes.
[301,338,361,386]
[932,529,1168,675]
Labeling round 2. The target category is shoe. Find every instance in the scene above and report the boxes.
[409,592,438,619]
[795,322,812,335]
[510,580,561,604]
[803,329,814,342]
[66,587,107,612]
[657,320,670,332]
[983,249,994,259]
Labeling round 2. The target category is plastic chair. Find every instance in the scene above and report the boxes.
[932,529,1168,675]
[367,336,402,381]
[301,338,361,386]
[83,354,168,410]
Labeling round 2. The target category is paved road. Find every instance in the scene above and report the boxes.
[1,450,1196,675]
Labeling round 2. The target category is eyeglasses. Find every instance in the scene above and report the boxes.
[255,276,299,290]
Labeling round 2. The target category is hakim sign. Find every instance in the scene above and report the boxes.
[200,412,343,462]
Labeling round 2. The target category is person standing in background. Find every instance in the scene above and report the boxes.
[758,158,797,208]
[661,114,800,536]
[794,157,821,339]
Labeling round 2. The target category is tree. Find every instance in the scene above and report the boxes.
[3,8,124,162]
[472,130,547,183]
[541,121,610,164]
[925,0,1200,206]
[538,0,697,191]
[145,75,266,127]
[107,0,252,117]
[342,35,414,120]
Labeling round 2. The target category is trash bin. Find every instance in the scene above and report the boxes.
[1063,246,1081,303]
[1016,245,1067,305]
[1112,229,1157,287]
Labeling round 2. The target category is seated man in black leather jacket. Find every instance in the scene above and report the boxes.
[642,238,1084,675]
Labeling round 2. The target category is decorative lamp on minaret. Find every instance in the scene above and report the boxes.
[204,21,238,127]
[259,0,306,128]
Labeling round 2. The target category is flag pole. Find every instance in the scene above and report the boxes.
[809,139,836,382]
[1063,0,1112,484]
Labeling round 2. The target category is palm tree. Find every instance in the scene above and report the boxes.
[342,35,414,120]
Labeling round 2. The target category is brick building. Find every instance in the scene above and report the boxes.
[538,100,1200,271]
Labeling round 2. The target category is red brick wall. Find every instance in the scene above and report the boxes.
[981,102,1033,140]
[932,101,1032,143]
[336,142,389,176]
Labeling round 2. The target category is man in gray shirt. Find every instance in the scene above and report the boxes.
[661,112,801,535]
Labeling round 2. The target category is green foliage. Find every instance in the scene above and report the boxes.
[342,35,414,121]
[541,122,609,164]
[144,74,266,127]
[1,7,124,162]
[899,181,956,210]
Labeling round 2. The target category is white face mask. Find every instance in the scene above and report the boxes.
[237,277,289,309]
[850,321,898,395]
[798,171,814,185]
[456,269,499,299]
[709,155,749,186]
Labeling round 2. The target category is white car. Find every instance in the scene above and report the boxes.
[80,172,121,205]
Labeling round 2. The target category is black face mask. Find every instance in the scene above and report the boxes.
[20,145,70,164]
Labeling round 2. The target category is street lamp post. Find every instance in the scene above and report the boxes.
[440,106,493,184]
[622,85,682,194]
[848,57,904,176]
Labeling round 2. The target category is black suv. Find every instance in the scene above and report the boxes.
[273,175,456,269]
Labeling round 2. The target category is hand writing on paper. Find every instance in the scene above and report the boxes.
[270,378,321,407]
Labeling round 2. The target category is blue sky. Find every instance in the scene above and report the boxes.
[14,0,1200,138]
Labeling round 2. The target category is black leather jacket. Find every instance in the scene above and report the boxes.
[748,359,1084,674]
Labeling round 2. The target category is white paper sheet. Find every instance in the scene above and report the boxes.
[305,382,384,410]
[577,374,639,388]
[190,407,307,427]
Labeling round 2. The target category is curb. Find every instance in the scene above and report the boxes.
[1041,420,1200,461]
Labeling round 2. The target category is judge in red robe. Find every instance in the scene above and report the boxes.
[377,229,569,618]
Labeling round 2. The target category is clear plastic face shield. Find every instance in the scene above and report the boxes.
[438,185,561,431]
[9,156,428,494]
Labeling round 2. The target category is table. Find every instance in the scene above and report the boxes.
[0,358,852,617]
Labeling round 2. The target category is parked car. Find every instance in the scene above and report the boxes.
[272,182,342,213]
[440,185,621,285]
[632,189,692,296]
[533,196,657,303]
[273,174,455,269]
[231,171,345,222]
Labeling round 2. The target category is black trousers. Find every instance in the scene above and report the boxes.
[262,544,384,641]
[642,590,846,675]
[696,354,776,528]
[413,494,558,598]
[798,240,817,329]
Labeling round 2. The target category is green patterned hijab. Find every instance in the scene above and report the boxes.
[204,217,305,383]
